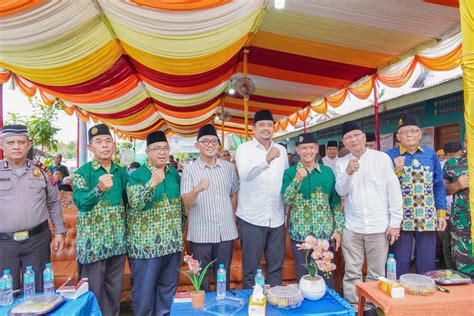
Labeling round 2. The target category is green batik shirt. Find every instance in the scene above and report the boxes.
[72,160,128,264]
[281,162,344,242]
[126,160,185,259]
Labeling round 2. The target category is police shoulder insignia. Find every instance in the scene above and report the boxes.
[91,127,98,135]
[33,167,41,177]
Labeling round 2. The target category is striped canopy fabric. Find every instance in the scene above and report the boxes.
[0,0,461,139]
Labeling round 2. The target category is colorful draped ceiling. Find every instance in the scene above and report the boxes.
[0,0,462,139]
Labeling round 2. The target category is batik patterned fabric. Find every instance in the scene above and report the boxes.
[386,145,447,232]
[72,160,128,264]
[282,162,343,242]
[126,160,184,259]
[444,153,474,273]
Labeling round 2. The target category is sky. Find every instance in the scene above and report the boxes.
[3,87,78,142]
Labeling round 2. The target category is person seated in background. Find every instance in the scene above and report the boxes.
[322,140,339,172]
[365,132,377,150]
[49,153,69,178]
[222,149,232,162]
[61,176,73,191]
[128,161,141,175]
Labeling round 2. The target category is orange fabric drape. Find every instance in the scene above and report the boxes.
[311,100,328,115]
[377,59,418,88]
[326,89,348,108]
[0,0,44,17]
[417,44,462,71]
[349,77,374,99]
[129,0,230,11]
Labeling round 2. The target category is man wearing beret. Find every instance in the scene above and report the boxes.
[365,132,377,150]
[72,124,129,316]
[386,114,447,277]
[281,133,343,285]
[335,121,403,311]
[0,125,65,293]
[127,131,185,315]
[443,138,473,274]
[235,109,289,289]
[181,124,239,291]
[322,140,339,172]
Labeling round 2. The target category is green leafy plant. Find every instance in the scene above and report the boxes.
[180,254,216,292]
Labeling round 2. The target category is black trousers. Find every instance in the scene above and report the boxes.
[189,240,234,291]
[0,229,51,293]
[290,239,334,287]
[79,254,125,316]
[237,218,285,289]
[129,252,181,316]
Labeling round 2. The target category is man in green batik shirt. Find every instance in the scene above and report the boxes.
[281,133,344,286]
[444,139,474,274]
[72,124,128,316]
[126,131,185,316]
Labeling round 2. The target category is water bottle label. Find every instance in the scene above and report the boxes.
[217,274,225,282]
[387,263,395,271]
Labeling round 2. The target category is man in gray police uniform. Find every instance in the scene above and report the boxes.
[0,124,66,292]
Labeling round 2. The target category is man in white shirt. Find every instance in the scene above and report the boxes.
[335,121,403,311]
[322,140,339,172]
[235,110,289,289]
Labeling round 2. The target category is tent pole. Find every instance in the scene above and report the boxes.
[373,77,381,150]
[221,98,225,151]
[0,84,3,160]
[244,48,249,141]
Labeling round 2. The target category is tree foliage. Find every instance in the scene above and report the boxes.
[6,97,62,160]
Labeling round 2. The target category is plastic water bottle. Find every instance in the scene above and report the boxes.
[43,263,55,295]
[386,253,397,281]
[23,266,35,299]
[255,269,265,288]
[0,270,13,305]
[216,264,226,300]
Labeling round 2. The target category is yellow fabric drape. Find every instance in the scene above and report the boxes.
[0,40,122,86]
[459,0,474,254]
[122,35,247,75]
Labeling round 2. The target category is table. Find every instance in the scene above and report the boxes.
[171,288,355,315]
[0,291,101,315]
[356,281,474,316]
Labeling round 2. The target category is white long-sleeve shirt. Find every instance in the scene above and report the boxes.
[322,156,339,172]
[335,149,403,234]
[235,139,288,227]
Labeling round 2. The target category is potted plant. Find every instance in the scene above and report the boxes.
[296,235,336,300]
[180,254,216,309]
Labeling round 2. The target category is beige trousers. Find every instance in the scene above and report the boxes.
[342,229,389,310]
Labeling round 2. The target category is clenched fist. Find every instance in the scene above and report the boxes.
[346,159,360,175]
[266,147,280,164]
[456,174,469,190]
[394,156,405,172]
[151,169,165,187]
[195,178,210,193]
[295,168,307,182]
[98,174,114,192]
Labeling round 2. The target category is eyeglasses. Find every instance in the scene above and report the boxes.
[398,128,421,136]
[148,146,170,152]
[198,139,219,146]
[343,132,364,141]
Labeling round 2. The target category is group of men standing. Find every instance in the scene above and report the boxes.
[0,108,471,316]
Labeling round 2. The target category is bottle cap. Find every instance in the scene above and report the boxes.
[388,254,394,258]
[257,269,262,273]
[46,263,51,268]
[219,264,224,269]
[3,269,10,274]
[26,266,32,271]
